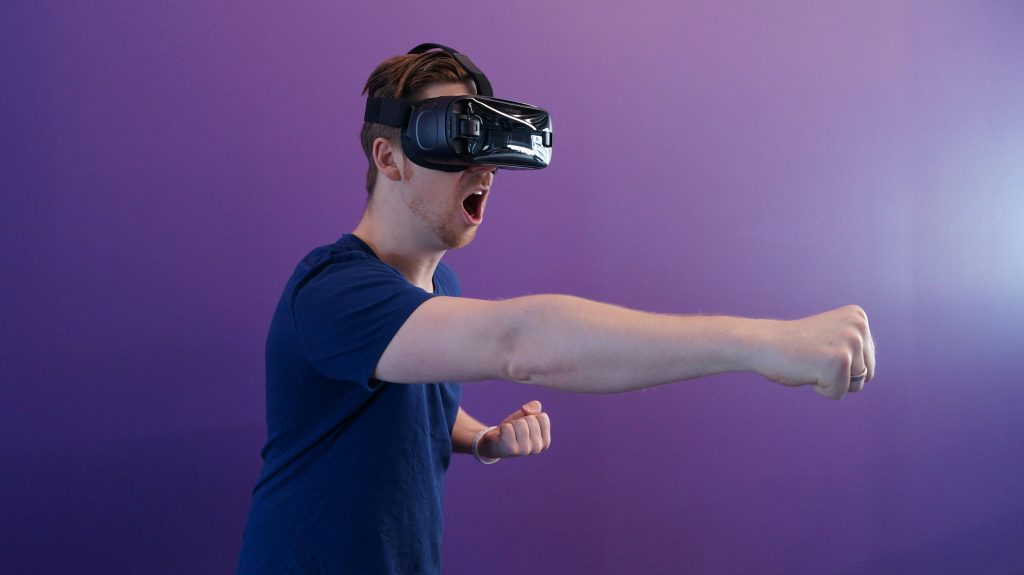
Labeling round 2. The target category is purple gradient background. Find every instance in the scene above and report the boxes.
[3,1,1023,573]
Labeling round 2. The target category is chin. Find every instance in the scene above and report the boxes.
[440,227,477,250]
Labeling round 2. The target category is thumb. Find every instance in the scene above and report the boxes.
[500,400,542,425]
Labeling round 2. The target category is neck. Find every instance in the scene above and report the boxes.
[352,202,445,293]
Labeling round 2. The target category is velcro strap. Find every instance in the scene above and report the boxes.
[364,97,411,127]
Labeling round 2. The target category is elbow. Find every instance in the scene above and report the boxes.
[497,294,581,385]
[496,295,553,385]
[502,355,533,384]
[500,314,534,384]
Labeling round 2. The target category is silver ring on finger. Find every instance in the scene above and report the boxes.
[850,368,868,384]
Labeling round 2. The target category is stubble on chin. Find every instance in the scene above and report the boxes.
[401,159,476,250]
[431,202,475,249]
[404,186,475,250]
[442,225,476,250]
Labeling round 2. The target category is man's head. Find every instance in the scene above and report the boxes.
[360,51,476,195]
[359,51,495,250]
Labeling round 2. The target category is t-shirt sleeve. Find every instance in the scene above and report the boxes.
[291,257,436,388]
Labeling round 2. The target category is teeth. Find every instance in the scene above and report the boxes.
[473,191,484,195]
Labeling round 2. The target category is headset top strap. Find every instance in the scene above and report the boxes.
[407,43,493,98]
[364,43,493,127]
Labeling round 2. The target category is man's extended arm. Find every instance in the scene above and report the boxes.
[377,295,875,400]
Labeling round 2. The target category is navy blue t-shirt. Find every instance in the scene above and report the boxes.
[237,234,462,574]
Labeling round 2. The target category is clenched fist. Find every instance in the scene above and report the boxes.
[758,304,877,400]
[478,400,552,459]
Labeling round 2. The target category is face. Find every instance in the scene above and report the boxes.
[393,82,495,250]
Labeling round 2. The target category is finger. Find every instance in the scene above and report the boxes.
[500,400,543,425]
[499,422,518,456]
[513,419,531,455]
[525,415,544,453]
[863,324,876,384]
[849,328,867,393]
[853,309,875,387]
[818,353,852,400]
[538,412,551,450]
[815,379,848,400]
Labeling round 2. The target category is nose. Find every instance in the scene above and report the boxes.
[465,165,495,186]
[466,165,497,175]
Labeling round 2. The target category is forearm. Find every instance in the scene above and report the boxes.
[504,294,768,394]
[451,407,489,454]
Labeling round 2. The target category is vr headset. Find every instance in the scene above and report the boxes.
[363,43,553,172]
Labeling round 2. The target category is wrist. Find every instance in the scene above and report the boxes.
[472,426,500,465]
[741,315,786,378]
[734,317,781,376]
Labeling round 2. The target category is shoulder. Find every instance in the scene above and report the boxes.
[299,235,377,270]
[290,236,404,298]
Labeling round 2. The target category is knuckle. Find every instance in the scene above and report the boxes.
[821,381,847,400]
[829,352,852,373]
[850,317,868,333]
[850,332,864,349]
[847,304,867,319]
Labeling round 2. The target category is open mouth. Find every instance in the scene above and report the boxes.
[462,189,487,222]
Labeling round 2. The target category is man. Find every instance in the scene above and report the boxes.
[237,45,875,574]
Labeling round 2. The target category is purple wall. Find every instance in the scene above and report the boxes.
[4,1,1023,573]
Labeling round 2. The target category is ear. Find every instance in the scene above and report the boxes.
[372,137,403,182]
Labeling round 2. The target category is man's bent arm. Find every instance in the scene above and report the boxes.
[451,407,488,454]
[452,404,552,459]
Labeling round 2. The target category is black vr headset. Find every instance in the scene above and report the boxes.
[363,43,553,172]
